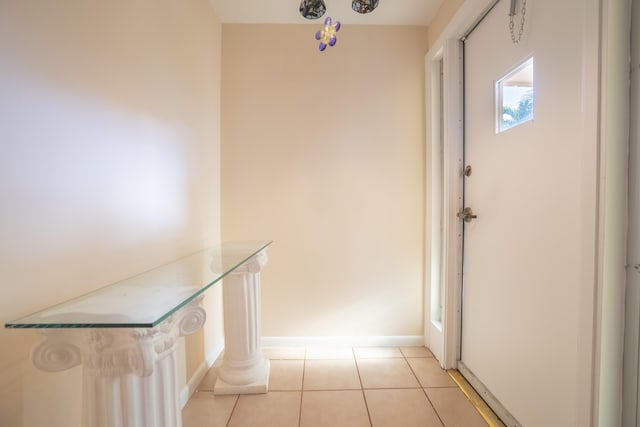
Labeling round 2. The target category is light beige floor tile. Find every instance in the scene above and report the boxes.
[227,391,301,427]
[357,358,420,389]
[426,387,489,427]
[306,347,355,360]
[182,391,238,427]
[365,388,443,427]
[400,346,435,358]
[407,357,456,388]
[270,359,304,391]
[300,390,370,427]
[304,359,362,390]
[263,346,306,360]
[354,347,403,359]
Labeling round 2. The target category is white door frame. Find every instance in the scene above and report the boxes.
[424,36,464,369]
[424,0,496,371]
[424,0,609,424]
[623,0,639,423]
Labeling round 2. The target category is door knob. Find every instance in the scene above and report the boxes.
[457,207,477,223]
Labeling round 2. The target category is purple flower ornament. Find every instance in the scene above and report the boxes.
[315,17,341,51]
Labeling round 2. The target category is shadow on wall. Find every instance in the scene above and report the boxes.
[0,61,193,427]
[0,1,222,425]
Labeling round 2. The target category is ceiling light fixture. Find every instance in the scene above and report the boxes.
[352,0,379,14]
[300,0,326,19]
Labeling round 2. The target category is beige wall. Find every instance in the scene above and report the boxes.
[221,24,428,337]
[427,0,465,48]
[0,1,222,426]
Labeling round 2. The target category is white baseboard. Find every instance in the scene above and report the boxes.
[261,335,426,348]
[180,340,225,409]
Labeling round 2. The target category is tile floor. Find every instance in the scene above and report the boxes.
[182,346,489,427]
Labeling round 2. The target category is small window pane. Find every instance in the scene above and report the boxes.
[496,57,534,132]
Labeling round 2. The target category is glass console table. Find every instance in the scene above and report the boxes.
[6,241,272,427]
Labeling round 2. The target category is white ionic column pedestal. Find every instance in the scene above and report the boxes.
[214,249,270,395]
[31,298,206,427]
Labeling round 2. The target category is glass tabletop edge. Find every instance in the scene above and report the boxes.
[4,241,273,329]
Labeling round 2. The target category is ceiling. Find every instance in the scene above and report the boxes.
[210,0,445,26]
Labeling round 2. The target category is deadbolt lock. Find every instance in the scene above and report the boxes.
[457,207,477,223]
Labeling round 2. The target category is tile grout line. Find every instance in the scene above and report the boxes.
[298,352,306,427]
[224,394,240,427]
[352,347,374,427]
[402,349,447,427]
[303,387,370,391]
[420,387,447,427]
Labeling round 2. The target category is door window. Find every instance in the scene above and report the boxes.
[496,57,534,132]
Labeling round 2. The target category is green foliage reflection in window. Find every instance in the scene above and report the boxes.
[497,57,534,132]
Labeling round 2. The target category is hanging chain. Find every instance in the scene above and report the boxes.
[509,0,527,45]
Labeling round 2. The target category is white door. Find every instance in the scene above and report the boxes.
[461,0,598,425]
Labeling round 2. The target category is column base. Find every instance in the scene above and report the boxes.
[213,360,270,395]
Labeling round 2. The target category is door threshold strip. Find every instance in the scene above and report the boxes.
[447,369,505,427]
